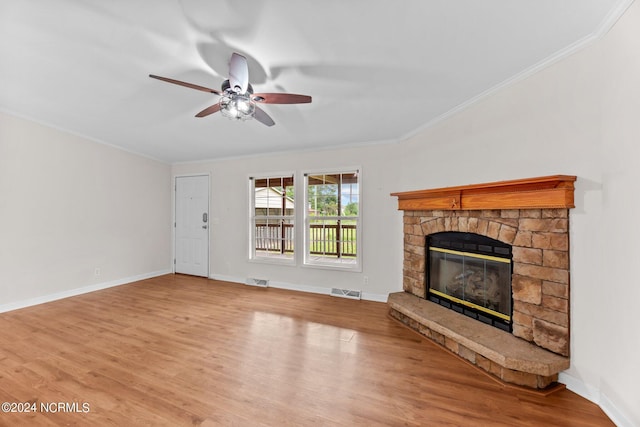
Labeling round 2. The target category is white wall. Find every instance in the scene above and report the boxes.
[0,112,172,309]
[393,2,639,425]
[172,143,404,301]
[598,1,640,424]
[174,2,640,425]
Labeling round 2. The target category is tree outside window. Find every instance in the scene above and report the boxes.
[305,171,360,269]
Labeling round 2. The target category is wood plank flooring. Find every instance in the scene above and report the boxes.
[0,274,613,426]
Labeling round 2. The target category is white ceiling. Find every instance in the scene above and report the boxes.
[0,0,629,163]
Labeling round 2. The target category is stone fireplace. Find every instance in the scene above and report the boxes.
[389,175,575,389]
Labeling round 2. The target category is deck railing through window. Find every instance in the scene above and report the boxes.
[254,223,294,254]
[255,223,356,257]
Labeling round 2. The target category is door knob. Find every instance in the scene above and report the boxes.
[202,225,208,229]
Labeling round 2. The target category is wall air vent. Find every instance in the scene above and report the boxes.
[330,288,362,300]
[246,278,269,287]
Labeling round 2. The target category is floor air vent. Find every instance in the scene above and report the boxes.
[330,288,362,300]
[246,278,269,287]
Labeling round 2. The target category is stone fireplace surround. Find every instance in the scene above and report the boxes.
[389,176,575,389]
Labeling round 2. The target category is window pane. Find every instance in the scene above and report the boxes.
[251,175,294,262]
[308,174,338,217]
[305,170,359,269]
[342,181,359,217]
[339,221,357,257]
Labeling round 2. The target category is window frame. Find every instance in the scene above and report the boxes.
[248,172,296,265]
[302,167,362,272]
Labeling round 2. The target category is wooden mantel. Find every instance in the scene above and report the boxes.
[391,175,576,211]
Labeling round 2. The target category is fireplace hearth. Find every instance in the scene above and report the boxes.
[427,232,513,332]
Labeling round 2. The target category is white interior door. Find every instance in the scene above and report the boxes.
[175,175,209,277]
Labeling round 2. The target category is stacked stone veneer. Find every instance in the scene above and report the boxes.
[402,208,570,357]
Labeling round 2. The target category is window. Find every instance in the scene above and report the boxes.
[250,175,295,263]
[304,170,360,270]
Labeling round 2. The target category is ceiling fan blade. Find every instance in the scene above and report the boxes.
[251,93,312,104]
[195,103,221,117]
[149,74,221,95]
[229,53,249,94]
[253,106,275,127]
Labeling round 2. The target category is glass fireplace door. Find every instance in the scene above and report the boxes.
[428,247,512,325]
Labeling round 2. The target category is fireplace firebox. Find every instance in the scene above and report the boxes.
[426,232,513,332]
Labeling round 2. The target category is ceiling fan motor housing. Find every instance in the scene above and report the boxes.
[221,79,253,96]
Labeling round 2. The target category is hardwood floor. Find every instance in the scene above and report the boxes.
[0,274,613,426]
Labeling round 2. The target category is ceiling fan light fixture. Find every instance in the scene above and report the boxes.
[219,94,255,121]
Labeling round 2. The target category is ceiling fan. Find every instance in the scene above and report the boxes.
[149,53,312,127]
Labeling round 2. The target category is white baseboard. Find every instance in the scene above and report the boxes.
[269,279,331,295]
[559,372,601,404]
[599,392,636,427]
[559,372,636,427]
[209,273,245,284]
[361,292,388,303]
[210,274,388,302]
[0,269,172,314]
